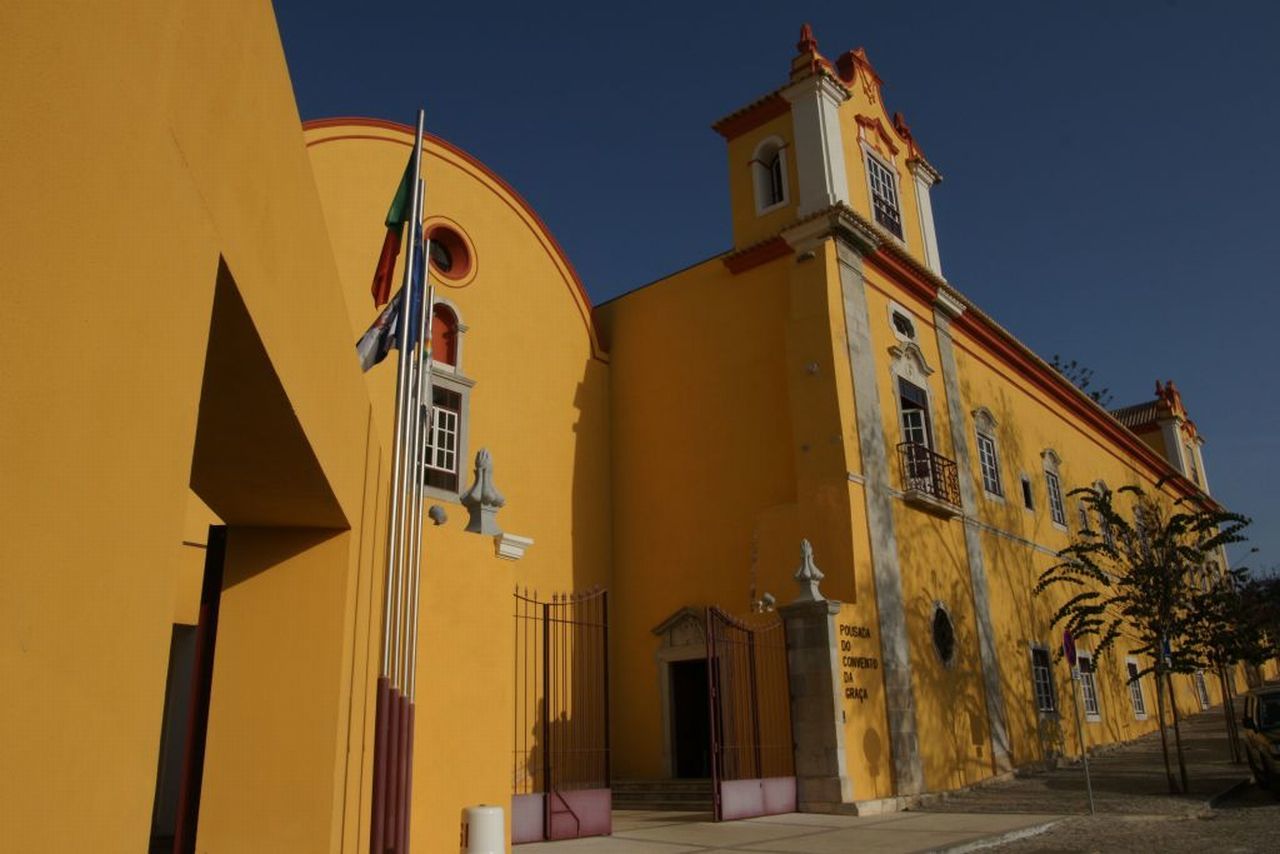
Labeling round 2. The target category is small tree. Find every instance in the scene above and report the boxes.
[1049,355,1114,407]
[1035,482,1248,794]
[1185,561,1267,763]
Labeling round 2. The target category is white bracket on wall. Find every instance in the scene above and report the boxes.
[494,533,533,561]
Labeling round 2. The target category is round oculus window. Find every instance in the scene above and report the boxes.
[932,606,956,665]
[426,224,472,280]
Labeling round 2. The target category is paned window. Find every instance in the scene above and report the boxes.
[1031,647,1056,714]
[899,378,932,449]
[1126,659,1148,718]
[425,386,462,492]
[1078,654,1100,719]
[866,155,903,239]
[1046,471,1066,526]
[977,432,1002,496]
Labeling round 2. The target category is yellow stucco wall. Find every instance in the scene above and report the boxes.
[305,121,613,851]
[1,1,377,850]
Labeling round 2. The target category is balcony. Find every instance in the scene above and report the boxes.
[897,442,962,518]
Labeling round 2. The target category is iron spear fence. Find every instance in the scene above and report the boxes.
[512,587,610,843]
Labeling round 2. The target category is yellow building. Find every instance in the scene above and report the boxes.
[0,6,1266,853]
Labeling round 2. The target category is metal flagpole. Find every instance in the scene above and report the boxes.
[394,178,432,853]
[372,108,425,854]
[400,186,436,853]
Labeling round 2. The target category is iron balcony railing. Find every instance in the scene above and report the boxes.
[898,442,962,510]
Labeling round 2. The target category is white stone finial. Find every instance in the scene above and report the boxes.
[462,448,506,534]
[793,538,825,602]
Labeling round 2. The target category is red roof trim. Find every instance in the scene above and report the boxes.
[303,117,605,360]
[723,236,793,274]
[948,308,1205,502]
[711,94,791,141]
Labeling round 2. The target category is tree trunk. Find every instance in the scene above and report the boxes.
[1166,671,1189,793]
[1154,668,1180,794]
[1218,666,1241,763]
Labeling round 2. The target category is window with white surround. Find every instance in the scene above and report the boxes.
[425,386,462,492]
[899,378,933,449]
[1194,671,1211,709]
[973,408,1002,497]
[751,137,789,214]
[1042,450,1067,528]
[1126,658,1148,719]
[866,153,903,239]
[420,301,474,499]
[1078,653,1101,720]
[1031,646,1057,714]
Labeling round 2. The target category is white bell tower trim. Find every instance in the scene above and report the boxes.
[909,159,943,276]
[782,74,851,216]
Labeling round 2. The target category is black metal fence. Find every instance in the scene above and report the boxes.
[898,441,962,508]
[706,607,794,817]
[513,588,610,843]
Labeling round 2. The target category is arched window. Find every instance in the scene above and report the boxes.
[1042,449,1067,528]
[973,407,1002,498]
[751,137,788,213]
[431,303,458,367]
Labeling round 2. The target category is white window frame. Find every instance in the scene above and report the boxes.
[750,136,790,216]
[1030,645,1057,715]
[1078,652,1101,721]
[864,148,905,242]
[977,433,1002,498]
[1046,470,1067,529]
[1193,671,1211,710]
[1126,657,1148,720]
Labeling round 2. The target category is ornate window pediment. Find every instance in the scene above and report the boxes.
[888,339,934,381]
[972,406,998,435]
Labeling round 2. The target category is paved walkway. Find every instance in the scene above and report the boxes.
[516,810,1060,853]
[520,707,1248,852]
[921,706,1248,816]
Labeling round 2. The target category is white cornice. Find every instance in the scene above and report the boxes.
[908,157,942,186]
[781,72,851,107]
[935,290,965,319]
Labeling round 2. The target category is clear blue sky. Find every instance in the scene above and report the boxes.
[274,1,1279,568]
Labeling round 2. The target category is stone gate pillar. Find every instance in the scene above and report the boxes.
[778,540,852,811]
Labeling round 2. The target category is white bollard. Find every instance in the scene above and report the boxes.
[460,804,505,853]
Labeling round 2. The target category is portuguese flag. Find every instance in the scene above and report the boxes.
[370,157,415,307]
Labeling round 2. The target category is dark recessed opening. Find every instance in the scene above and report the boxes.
[892,311,915,339]
[932,606,955,666]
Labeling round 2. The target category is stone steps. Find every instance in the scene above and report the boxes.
[611,779,714,811]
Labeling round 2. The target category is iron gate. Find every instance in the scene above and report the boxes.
[706,606,796,821]
[512,588,610,844]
